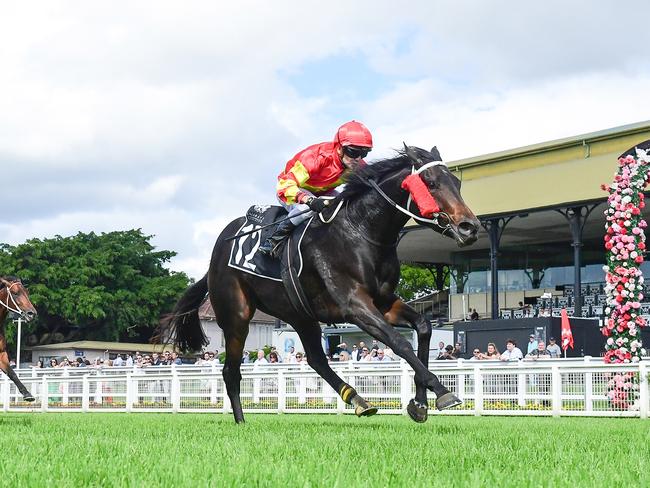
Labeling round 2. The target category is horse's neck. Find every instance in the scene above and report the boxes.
[347,170,411,242]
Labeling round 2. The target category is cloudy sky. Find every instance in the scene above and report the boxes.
[2,1,650,279]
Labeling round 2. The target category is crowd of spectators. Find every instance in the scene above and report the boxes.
[31,336,565,370]
[33,351,186,369]
[436,336,563,362]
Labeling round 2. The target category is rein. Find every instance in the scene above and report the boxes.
[344,200,398,248]
[0,281,25,315]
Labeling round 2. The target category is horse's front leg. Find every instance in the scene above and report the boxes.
[0,351,35,402]
[345,293,461,417]
[383,297,435,422]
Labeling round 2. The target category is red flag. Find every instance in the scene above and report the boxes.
[560,308,574,351]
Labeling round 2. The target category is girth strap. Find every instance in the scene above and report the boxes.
[281,233,318,321]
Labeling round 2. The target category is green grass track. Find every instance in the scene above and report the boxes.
[1,413,648,487]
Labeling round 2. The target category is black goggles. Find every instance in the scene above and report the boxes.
[342,146,370,159]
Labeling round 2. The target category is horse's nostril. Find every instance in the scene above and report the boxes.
[458,221,477,237]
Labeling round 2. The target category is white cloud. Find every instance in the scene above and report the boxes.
[1,1,650,279]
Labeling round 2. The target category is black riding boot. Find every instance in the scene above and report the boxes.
[258,220,296,256]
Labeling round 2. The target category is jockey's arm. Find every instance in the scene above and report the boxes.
[277,160,314,205]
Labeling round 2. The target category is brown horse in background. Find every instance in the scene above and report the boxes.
[0,276,37,402]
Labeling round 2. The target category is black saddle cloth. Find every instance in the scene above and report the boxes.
[228,205,309,281]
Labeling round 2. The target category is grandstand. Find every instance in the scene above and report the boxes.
[397,121,650,325]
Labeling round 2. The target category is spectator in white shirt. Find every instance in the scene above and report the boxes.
[254,350,268,365]
[500,339,523,361]
[284,346,296,363]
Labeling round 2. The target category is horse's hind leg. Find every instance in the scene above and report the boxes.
[295,322,377,417]
[222,327,248,423]
[0,351,34,402]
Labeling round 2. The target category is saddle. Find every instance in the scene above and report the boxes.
[228,205,317,318]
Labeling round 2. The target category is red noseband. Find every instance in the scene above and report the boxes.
[401,174,440,218]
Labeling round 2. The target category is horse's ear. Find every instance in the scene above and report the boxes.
[404,144,422,164]
[430,146,442,161]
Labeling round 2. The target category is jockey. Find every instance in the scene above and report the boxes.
[259,120,373,256]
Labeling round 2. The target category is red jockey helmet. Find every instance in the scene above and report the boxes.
[335,120,373,148]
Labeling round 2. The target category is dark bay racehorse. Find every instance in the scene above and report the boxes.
[167,146,479,423]
[0,277,37,402]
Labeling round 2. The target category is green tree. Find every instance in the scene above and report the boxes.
[396,264,448,301]
[0,229,191,345]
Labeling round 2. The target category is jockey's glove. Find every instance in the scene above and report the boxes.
[305,196,329,213]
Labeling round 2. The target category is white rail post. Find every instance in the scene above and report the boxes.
[82,375,90,412]
[517,361,526,407]
[95,377,103,405]
[62,368,69,406]
[474,366,483,416]
[222,383,231,414]
[298,363,307,404]
[336,374,346,414]
[171,365,180,413]
[2,374,9,412]
[210,363,218,405]
[457,360,466,402]
[551,365,561,417]
[277,369,286,414]
[639,362,648,419]
[584,369,594,412]
[253,374,261,404]
[126,373,134,412]
[400,361,411,412]
[41,375,48,412]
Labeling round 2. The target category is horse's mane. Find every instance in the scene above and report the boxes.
[339,151,411,201]
[0,275,20,289]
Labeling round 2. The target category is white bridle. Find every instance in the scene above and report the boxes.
[0,281,26,315]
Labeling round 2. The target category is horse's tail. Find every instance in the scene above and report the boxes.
[160,274,210,352]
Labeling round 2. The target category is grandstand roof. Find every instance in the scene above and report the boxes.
[398,120,650,263]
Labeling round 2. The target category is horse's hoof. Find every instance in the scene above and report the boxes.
[22,394,35,402]
[436,392,462,411]
[355,404,378,417]
[406,399,428,423]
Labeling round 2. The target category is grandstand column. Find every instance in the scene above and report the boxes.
[482,217,515,319]
[557,205,598,316]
